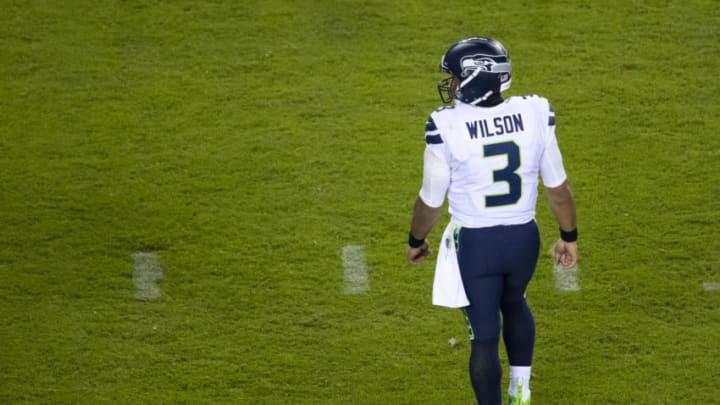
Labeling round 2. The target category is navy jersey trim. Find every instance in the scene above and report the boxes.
[426,134,443,144]
[425,117,438,132]
[548,102,555,126]
[425,116,442,143]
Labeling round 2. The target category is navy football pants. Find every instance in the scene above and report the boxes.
[456,221,540,404]
[457,220,540,359]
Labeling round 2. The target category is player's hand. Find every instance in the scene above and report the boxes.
[407,242,431,265]
[554,240,578,269]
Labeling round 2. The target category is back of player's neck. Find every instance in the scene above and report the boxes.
[477,95,504,107]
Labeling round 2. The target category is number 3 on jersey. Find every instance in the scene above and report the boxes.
[484,141,521,207]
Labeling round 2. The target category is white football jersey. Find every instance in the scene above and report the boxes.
[419,95,567,228]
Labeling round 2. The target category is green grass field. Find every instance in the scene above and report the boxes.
[2,1,719,403]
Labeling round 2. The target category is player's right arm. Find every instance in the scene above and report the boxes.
[537,98,577,268]
[546,180,578,268]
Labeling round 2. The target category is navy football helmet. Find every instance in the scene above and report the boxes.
[438,36,512,105]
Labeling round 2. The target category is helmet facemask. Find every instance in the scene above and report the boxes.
[437,76,460,104]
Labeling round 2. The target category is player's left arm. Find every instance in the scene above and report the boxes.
[407,197,443,264]
[407,146,449,265]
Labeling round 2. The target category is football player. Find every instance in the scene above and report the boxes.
[406,36,578,405]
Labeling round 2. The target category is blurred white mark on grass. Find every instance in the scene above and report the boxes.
[132,251,163,300]
[553,262,580,292]
[343,245,368,295]
[703,282,720,291]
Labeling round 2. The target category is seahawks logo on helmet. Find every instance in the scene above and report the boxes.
[459,55,497,78]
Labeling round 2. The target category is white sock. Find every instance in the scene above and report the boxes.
[508,366,531,400]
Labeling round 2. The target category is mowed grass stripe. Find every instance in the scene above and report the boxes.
[132,251,163,301]
[342,245,368,295]
[703,282,720,292]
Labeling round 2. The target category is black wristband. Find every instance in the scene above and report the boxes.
[560,228,578,242]
[408,232,425,248]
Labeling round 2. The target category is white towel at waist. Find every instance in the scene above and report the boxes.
[432,222,470,308]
